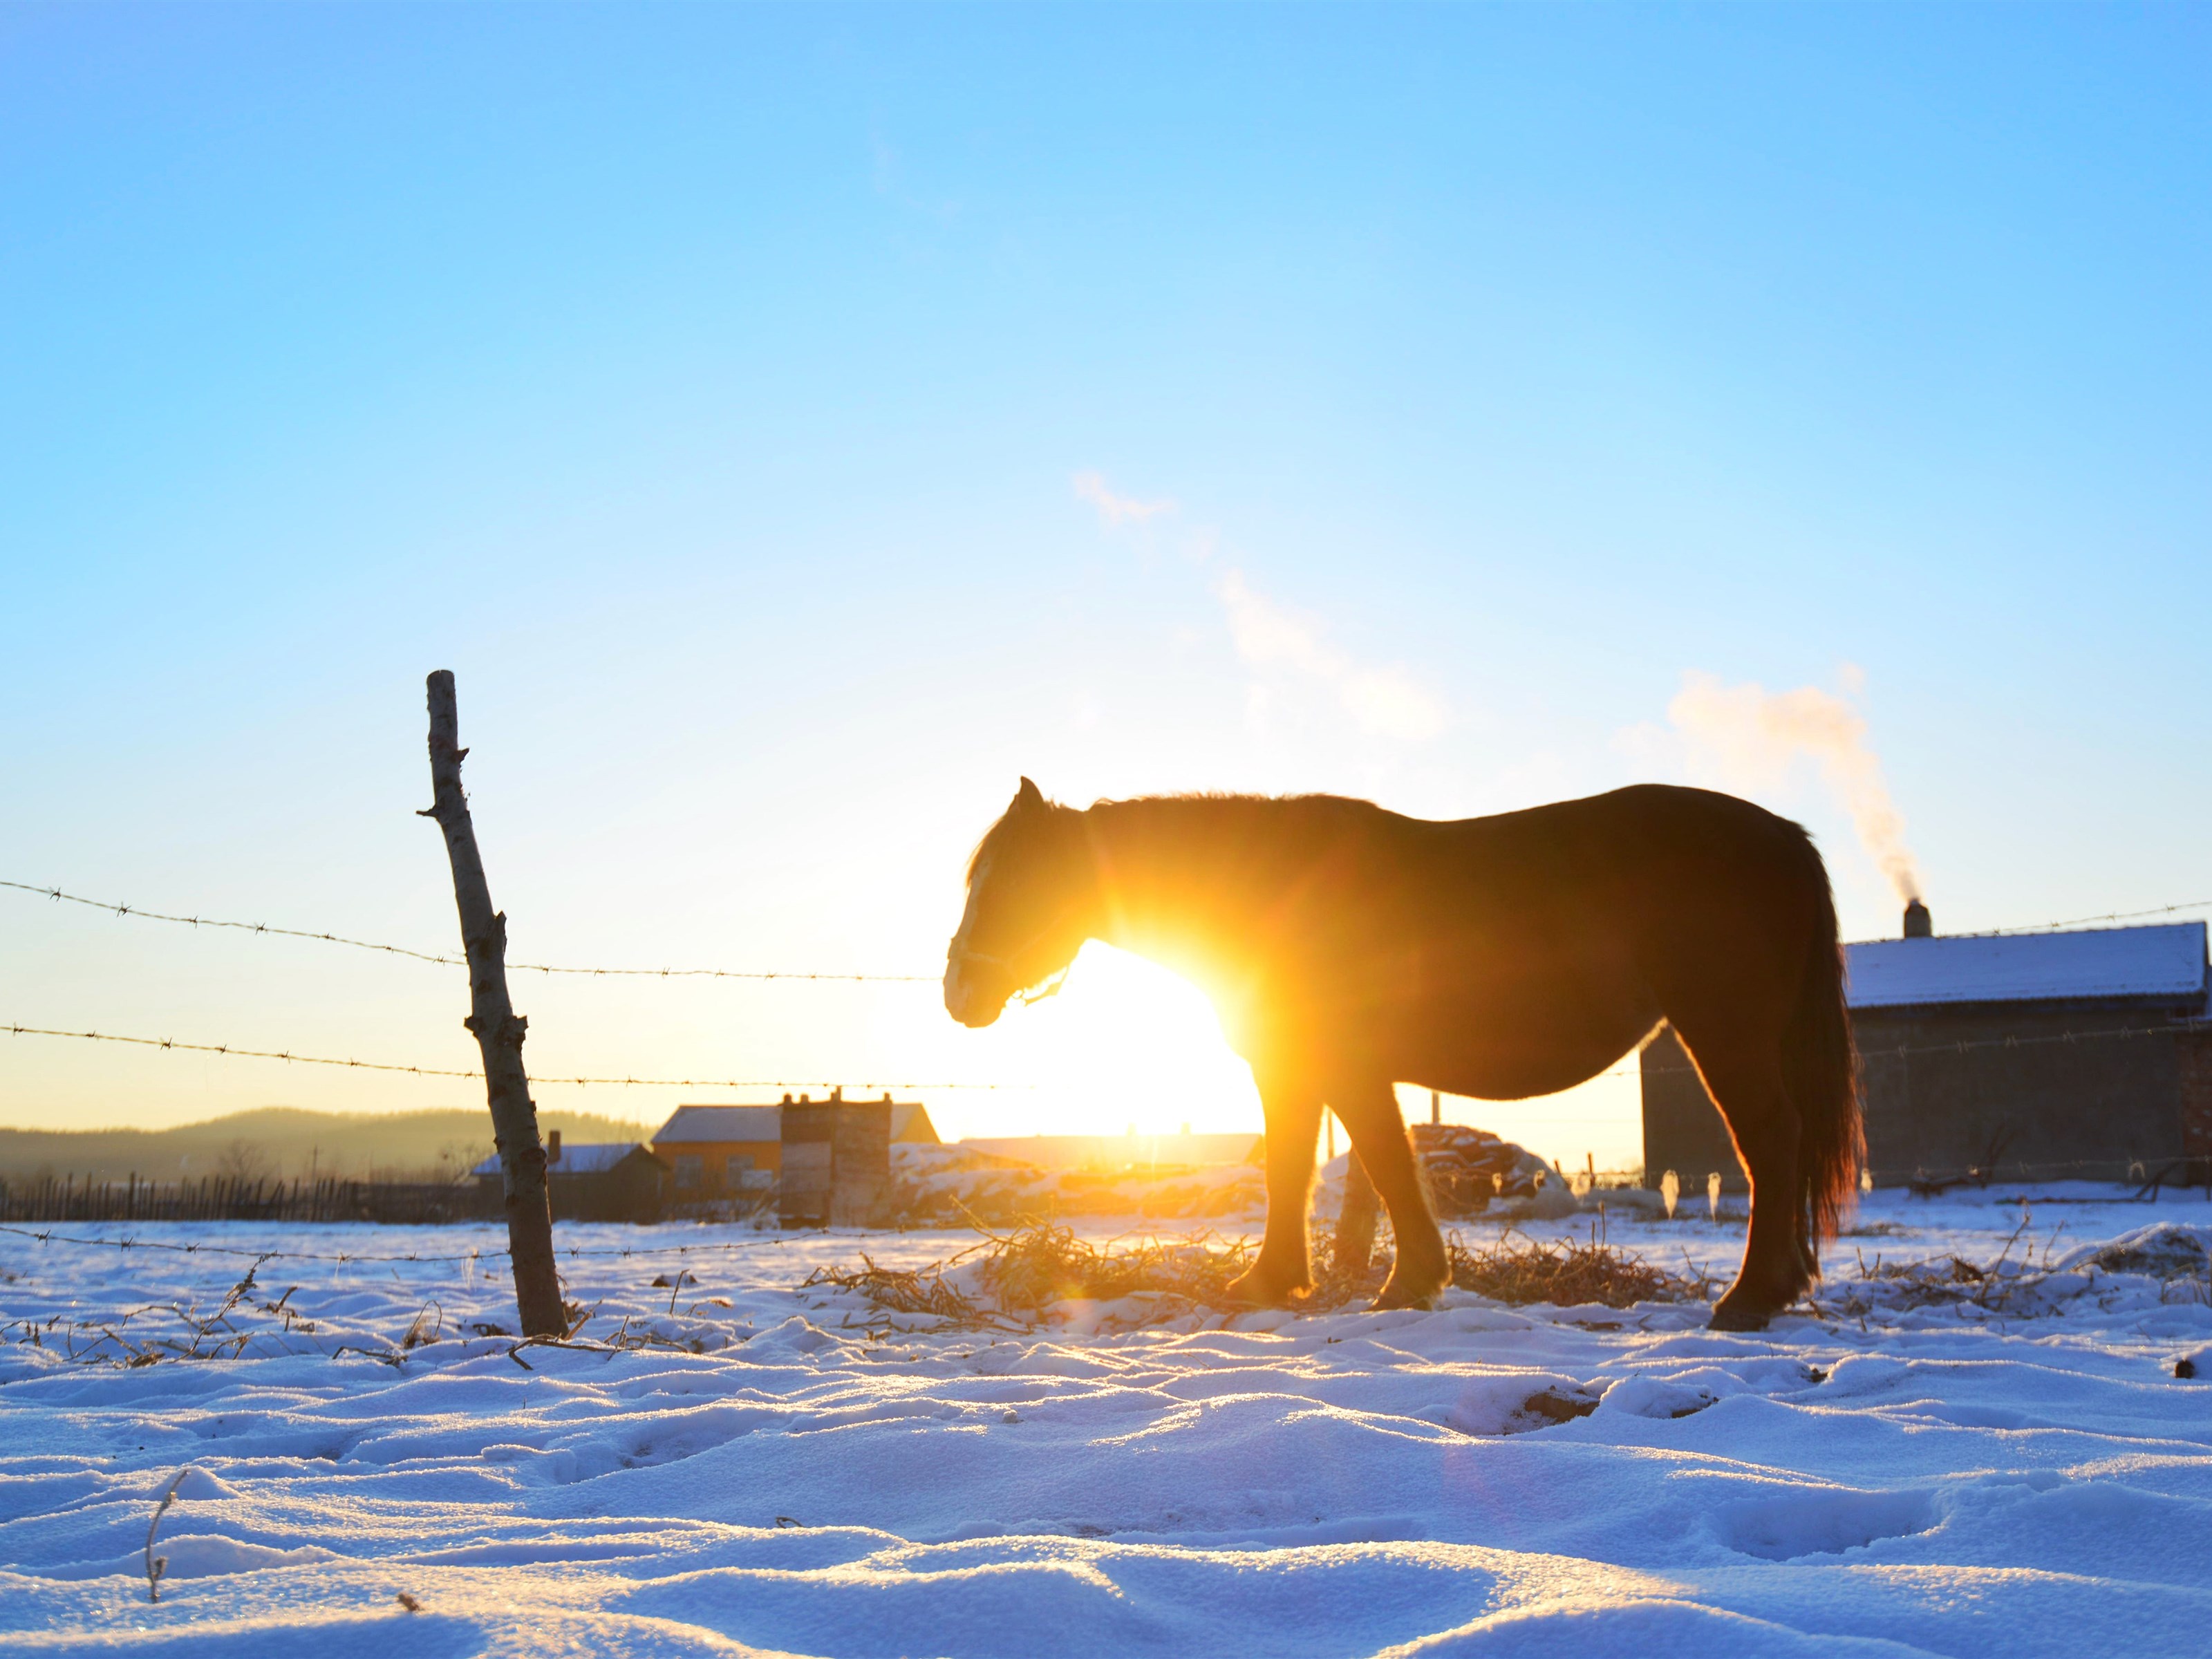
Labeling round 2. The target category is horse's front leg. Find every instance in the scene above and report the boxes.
[1226,1076,1324,1308]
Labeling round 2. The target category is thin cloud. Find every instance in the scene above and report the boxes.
[1215,569,1446,744]
[1072,470,1176,526]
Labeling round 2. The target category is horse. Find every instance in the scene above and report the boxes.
[942,778,1862,1329]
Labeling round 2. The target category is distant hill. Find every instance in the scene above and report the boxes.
[0,1106,660,1183]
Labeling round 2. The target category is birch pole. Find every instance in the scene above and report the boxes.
[420,670,565,1337]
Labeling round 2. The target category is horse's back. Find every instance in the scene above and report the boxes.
[1479,785,1836,1029]
[1398,785,1832,1015]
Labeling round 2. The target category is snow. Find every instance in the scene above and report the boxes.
[469,1142,648,1179]
[5,1187,2212,1655]
[1843,920,2208,1008]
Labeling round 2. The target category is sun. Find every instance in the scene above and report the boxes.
[1008,941,1263,1138]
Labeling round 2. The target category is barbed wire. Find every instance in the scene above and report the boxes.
[16,876,2209,982]
[13,1009,2204,1104]
[1857,899,2212,942]
[1641,1015,2209,1073]
[1530,1011,2212,1094]
[3,1023,1034,1091]
[0,881,935,982]
[0,1221,908,1264]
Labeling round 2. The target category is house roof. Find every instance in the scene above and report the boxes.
[890,1101,939,1143]
[469,1143,648,1179]
[1844,921,2208,1011]
[653,1105,782,1145]
[653,1100,938,1144]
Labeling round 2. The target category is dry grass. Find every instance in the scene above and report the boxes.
[1447,1231,1693,1310]
[807,1218,1695,1329]
[802,1221,1260,1329]
[798,1251,997,1325]
[971,1221,1257,1313]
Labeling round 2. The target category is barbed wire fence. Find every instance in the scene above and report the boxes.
[0,1220,890,1266]
[9,875,2209,1091]
[6,852,2211,1370]
[0,1023,1032,1093]
[0,879,935,981]
[10,1007,2212,1096]
[1,873,1026,1093]
[4,871,2210,1235]
[14,877,2206,967]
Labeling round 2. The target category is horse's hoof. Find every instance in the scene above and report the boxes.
[1225,1268,1311,1310]
[1707,1303,1773,1332]
[1367,1277,1445,1313]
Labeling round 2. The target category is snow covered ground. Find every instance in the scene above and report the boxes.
[4,1187,2211,1656]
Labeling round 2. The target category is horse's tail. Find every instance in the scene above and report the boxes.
[1784,857,1863,1279]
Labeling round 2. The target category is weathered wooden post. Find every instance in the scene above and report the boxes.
[420,670,565,1337]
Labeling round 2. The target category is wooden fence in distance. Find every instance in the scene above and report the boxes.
[0,1173,493,1226]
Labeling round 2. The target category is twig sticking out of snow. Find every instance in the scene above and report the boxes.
[144,1468,189,1603]
[400,1301,445,1350]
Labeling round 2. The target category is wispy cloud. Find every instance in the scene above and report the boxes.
[1636,668,1924,902]
[1215,569,1447,744]
[1069,469,1445,744]
[1072,470,1176,526]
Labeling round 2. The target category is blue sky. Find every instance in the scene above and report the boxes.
[3,5,2206,1161]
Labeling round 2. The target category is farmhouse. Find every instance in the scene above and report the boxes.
[1642,909,2212,1191]
[650,1091,939,1201]
[650,1106,782,1197]
[469,1132,668,1221]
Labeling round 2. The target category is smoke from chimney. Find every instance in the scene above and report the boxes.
[1665,670,1925,905]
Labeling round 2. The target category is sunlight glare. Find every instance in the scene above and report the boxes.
[1004,941,1262,1137]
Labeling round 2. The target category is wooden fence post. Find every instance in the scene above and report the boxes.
[420,670,566,1338]
[1334,1147,1380,1281]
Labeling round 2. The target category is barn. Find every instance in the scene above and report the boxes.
[1642,908,2212,1192]
[469,1132,668,1222]
[650,1105,783,1199]
[650,1091,939,1209]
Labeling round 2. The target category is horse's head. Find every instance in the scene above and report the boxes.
[944,777,1095,1028]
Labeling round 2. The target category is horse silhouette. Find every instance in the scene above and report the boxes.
[944,779,1861,1329]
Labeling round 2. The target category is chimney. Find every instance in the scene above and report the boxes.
[1903,899,1932,939]
[547,1130,563,1164]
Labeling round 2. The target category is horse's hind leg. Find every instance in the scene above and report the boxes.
[1226,1074,1324,1307]
[1678,1035,1807,1331]
[1330,1079,1450,1311]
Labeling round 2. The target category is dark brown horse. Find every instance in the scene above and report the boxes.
[943,780,1861,1329]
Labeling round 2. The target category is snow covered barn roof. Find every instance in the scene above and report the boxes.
[469,1142,649,1179]
[652,1106,783,1145]
[1844,921,2209,1011]
[651,1100,937,1145]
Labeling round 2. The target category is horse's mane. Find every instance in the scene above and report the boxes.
[966,789,1374,884]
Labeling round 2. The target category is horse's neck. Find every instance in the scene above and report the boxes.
[1080,800,1270,976]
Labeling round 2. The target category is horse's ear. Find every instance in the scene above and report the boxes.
[1015,776,1045,812]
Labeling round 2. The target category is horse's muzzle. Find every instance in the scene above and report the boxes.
[943,960,1005,1029]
